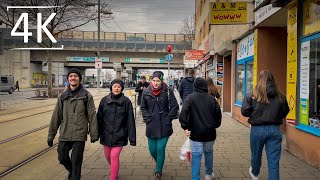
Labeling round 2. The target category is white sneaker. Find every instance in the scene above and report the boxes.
[249,167,259,180]
[205,173,215,180]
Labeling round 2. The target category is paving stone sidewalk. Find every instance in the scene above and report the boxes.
[52,90,319,180]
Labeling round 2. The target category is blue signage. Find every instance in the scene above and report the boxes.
[67,57,109,62]
[165,54,173,61]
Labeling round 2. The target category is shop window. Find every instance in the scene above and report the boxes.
[236,57,254,106]
[297,35,320,136]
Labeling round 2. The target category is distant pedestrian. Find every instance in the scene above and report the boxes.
[15,81,19,92]
[241,70,289,180]
[179,77,222,180]
[47,68,99,180]
[140,71,179,179]
[179,69,195,103]
[97,79,136,180]
[206,77,220,99]
[135,76,149,106]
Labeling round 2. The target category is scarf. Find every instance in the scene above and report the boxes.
[150,82,163,96]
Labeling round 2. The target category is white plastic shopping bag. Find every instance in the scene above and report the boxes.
[179,137,191,162]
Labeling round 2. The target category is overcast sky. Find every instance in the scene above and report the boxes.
[80,0,195,34]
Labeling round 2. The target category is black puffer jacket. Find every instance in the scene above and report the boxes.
[97,93,136,147]
[179,76,195,102]
[140,84,179,138]
[179,78,222,142]
[241,81,290,126]
[135,82,149,105]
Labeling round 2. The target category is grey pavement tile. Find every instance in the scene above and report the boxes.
[119,168,134,176]
[132,168,155,176]
[220,170,245,178]
[87,168,109,176]
[125,175,152,180]
[288,171,318,179]
[81,175,105,180]
[176,169,192,177]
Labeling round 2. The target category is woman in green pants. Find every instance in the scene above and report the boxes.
[140,71,179,179]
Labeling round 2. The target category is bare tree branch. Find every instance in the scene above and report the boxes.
[0,0,114,97]
[179,16,195,46]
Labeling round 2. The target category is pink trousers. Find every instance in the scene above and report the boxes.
[103,146,123,180]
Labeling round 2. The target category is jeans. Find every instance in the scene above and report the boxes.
[250,125,282,180]
[190,140,215,180]
[57,141,85,180]
[148,137,169,173]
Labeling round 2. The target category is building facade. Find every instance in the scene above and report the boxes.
[194,0,320,168]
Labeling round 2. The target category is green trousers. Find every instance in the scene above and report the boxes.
[148,137,169,173]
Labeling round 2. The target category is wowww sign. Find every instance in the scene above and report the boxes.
[7,6,63,50]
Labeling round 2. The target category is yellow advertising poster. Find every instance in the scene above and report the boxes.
[253,30,258,86]
[210,2,247,24]
[303,0,320,36]
[287,3,298,122]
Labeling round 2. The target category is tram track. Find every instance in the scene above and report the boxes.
[0,125,50,144]
[0,143,59,178]
[0,90,135,177]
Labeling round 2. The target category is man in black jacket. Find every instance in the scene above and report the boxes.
[179,77,222,180]
[179,69,195,103]
[135,76,149,106]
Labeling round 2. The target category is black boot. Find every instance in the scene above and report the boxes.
[67,172,72,180]
[155,172,162,180]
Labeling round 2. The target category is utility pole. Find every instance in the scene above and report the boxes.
[97,0,101,90]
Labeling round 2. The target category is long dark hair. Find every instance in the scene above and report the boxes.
[252,70,282,103]
[206,77,220,98]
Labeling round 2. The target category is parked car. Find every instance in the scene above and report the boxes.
[102,82,111,88]
[0,75,15,94]
[84,81,93,88]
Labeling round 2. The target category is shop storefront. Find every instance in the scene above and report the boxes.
[285,0,320,169]
[297,0,320,136]
[235,33,254,106]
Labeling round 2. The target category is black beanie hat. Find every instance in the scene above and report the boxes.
[140,76,146,80]
[193,77,208,93]
[67,68,82,81]
[152,71,164,81]
[110,79,124,92]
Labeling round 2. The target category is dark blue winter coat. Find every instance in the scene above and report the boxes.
[178,76,195,102]
[140,84,179,138]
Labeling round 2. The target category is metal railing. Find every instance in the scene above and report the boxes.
[0,28,192,51]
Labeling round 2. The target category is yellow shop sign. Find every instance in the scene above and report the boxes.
[210,2,247,24]
[303,0,320,36]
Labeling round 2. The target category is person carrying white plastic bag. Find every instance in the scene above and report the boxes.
[179,77,222,180]
[179,137,191,162]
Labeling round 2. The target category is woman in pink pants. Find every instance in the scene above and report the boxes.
[97,79,136,180]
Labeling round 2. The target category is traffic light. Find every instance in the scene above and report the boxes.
[167,45,172,53]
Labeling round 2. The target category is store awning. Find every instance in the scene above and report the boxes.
[253,0,293,12]
[198,50,215,65]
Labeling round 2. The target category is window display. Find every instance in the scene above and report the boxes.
[300,38,320,131]
[236,64,244,104]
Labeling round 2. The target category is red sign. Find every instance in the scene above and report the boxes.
[167,45,172,53]
[185,50,204,60]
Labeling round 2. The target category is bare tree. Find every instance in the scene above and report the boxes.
[0,0,113,97]
[179,16,195,47]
